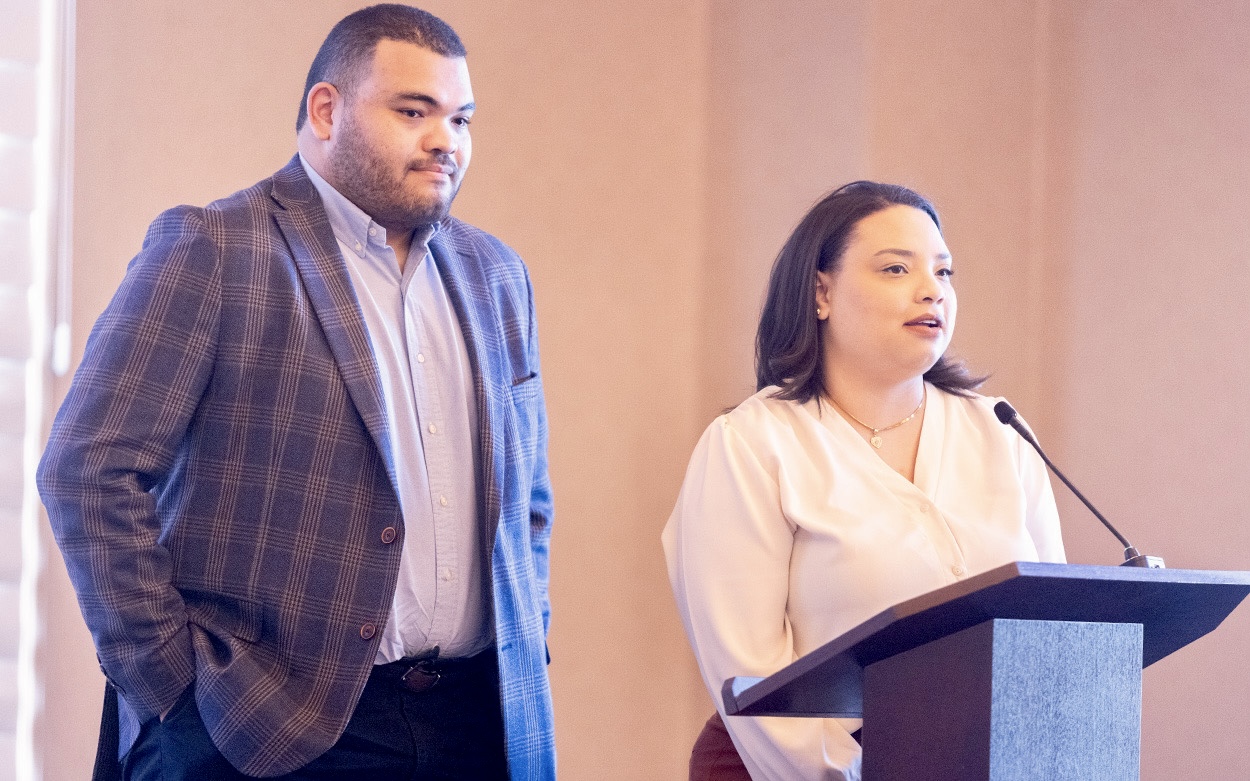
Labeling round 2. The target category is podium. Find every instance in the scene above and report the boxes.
[722,562,1250,780]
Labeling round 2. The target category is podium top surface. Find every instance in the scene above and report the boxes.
[723,561,1250,718]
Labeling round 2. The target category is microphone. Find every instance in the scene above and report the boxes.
[993,401,1164,569]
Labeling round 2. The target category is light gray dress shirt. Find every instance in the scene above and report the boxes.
[302,155,490,662]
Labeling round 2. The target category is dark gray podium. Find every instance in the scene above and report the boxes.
[722,562,1250,780]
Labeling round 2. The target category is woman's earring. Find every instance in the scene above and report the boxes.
[816,307,823,318]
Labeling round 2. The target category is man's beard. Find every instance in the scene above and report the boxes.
[327,120,460,234]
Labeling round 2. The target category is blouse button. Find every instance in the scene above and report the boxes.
[951,564,966,577]
[380,526,397,544]
[360,623,377,640]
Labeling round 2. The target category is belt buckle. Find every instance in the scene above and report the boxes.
[400,661,440,693]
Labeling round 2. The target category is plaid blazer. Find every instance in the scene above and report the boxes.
[37,156,556,778]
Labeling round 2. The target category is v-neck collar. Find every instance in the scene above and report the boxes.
[912,385,945,499]
[806,383,944,500]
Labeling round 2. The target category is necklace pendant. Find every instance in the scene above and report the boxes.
[870,434,883,449]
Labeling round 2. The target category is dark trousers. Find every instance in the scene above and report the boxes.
[689,713,752,781]
[120,649,507,781]
[688,711,862,781]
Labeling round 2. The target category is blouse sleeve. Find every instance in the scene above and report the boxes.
[662,416,862,781]
[1014,420,1067,563]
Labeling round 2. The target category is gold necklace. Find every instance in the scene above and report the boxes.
[831,389,926,449]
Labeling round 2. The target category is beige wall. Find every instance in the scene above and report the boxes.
[1046,3,1250,776]
[37,1,1250,779]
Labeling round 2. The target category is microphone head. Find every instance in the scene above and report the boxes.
[993,401,1017,425]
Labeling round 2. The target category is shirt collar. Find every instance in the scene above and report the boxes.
[298,152,439,261]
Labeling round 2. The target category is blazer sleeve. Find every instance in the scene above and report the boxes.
[37,205,222,721]
[522,270,554,635]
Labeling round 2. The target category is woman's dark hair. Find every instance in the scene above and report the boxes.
[755,180,985,403]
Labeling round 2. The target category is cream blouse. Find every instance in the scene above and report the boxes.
[662,385,1066,781]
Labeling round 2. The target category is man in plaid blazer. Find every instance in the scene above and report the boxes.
[37,5,554,779]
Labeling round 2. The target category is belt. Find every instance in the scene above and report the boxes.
[372,646,496,695]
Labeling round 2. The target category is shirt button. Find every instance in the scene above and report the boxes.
[354,241,362,252]
[952,564,966,577]
[360,623,376,640]
[368,227,377,236]
[441,568,454,581]
[417,353,426,363]
[428,423,438,434]
[439,496,448,507]
[380,526,397,544]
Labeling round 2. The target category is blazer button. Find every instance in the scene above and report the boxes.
[380,526,397,544]
[360,623,376,640]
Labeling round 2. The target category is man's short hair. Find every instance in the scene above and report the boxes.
[296,4,467,131]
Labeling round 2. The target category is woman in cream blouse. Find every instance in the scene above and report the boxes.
[663,182,1066,781]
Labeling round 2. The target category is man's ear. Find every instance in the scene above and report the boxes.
[305,82,340,142]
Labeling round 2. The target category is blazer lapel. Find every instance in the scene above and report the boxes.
[269,157,397,487]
